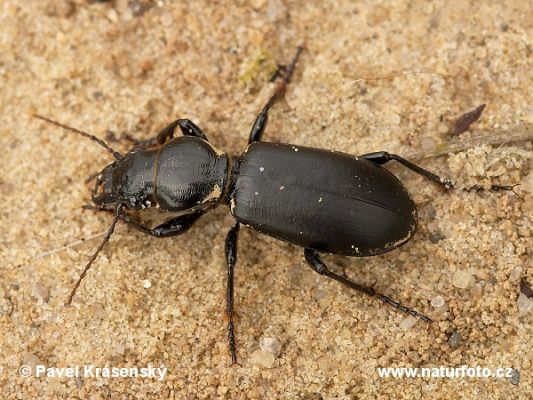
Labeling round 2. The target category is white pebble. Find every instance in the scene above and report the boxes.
[399,315,418,330]
[32,284,50,302]
[143,280,152,289]
[517,293,533,315]
[431,295,445,308]
[160,12,173,27]
[509,266,522,282]
[452,270,472,289]
[250,350,276,368]
[259,337,281,358]
[317,356,338,377]
[431,295,448,313]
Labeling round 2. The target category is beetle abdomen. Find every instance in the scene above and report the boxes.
[231,142,417,256]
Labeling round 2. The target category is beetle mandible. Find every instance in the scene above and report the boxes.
[35,47,514,365]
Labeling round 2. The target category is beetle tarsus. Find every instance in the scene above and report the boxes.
[375,293,433,323]
[304,248,432,323]
[225,223,240,365]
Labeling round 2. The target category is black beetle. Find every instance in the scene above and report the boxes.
[35,47,514,365]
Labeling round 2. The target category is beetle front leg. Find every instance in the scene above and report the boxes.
[304,248,432,323]
[122,212,204,237]
[85,206,204,237]
[125,119,209,148]
[150,119,209,144]
[224,222,240,366]
[360,151,514,192]
[248,46,303,144]
[153,119,208,143]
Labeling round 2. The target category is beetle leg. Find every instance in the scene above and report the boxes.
[176,119,209,141]
[83,204,114,212]
[248,46,303,144]
[129,119,209,148]
[360,151,513,192]
[121,212,204,237]
[304,248,432,323]
[224,222,240,366]
[154,119,208,143]
[84,206,203,236]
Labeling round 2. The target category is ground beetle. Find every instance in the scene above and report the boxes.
[35,47,514,365]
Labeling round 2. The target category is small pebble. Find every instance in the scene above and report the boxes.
[452,270,472,289]
[516,293,533,315]
[266,0,287,21]
[115,0,129,13]
[317,356,338,377]
[0,296,13,315]
[161,13,173,27]
[251,0,267,9]
[31,283,50,303]
[259,337,281,358]
[448,330,461,348]
[509,368,520,385]
[107,9,119,23]
[46,0,75,18]
[142,279,152,289]
[430,295,448,313]
[399,315,418,330]
[22,353,43,374]
[509,266,522,282]
[250,350,276,368]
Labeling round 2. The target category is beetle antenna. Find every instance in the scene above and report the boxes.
[66,203,124,305]
[34,114,123,160]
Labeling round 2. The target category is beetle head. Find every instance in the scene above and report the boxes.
[91,155,155,211]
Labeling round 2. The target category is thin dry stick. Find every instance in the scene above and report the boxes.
[36,229,119,259]
[346,69,451,86]
[405,125,533,161]
[66,204,124,305]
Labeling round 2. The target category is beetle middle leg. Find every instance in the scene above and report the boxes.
[360,151,514,192]
[224,222,240,366]
[304,248,432,323]
[248,46,303,144]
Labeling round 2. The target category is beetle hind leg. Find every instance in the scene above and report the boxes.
[304,248,432,323]
[248,46,304,144]
[361,151,514,193]
[224,223,241,366]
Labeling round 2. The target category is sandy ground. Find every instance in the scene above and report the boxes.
[1,0,532,399]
